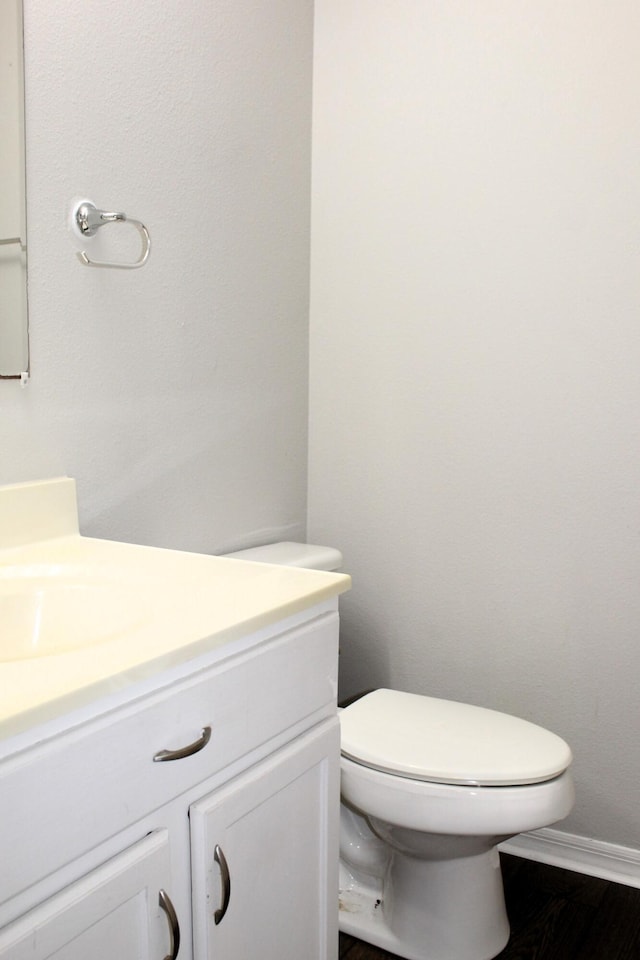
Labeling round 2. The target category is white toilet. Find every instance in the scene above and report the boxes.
[225,542,575,960]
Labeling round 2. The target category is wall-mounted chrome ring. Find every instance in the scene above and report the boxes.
[73,199,151,269]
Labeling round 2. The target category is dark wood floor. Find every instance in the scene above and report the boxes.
[339,853,640,960]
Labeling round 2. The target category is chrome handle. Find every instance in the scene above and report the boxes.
[213,844,231,925]
[158,889,180,960]
[153,726,212,763]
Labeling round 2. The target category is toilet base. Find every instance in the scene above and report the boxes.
[339,844,510,960]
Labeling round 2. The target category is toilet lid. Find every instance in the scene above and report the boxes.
[340,689,572,786]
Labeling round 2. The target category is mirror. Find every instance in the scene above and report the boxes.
[0,0,28,378]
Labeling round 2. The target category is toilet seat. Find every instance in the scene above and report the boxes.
[340,689,572,786]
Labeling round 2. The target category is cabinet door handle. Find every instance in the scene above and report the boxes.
[213,844,231,925]
[158,889,181,960]
[153,726,212,762]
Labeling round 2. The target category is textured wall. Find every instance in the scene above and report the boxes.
[0,0,312,553]
[309,0,640,847]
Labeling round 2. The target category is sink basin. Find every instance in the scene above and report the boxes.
[0,567,150,661]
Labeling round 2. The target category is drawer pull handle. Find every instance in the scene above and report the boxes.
[153,726,212,762]
[159,889,181,960]
[214,844,231,925]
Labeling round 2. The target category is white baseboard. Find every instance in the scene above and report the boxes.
[499,828,640,889]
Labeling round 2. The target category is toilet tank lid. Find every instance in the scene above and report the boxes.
[340,689,573,786]
[223,541,343,572]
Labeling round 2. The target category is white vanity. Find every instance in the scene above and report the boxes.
[0,479,350,960]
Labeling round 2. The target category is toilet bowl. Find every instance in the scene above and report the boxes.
[339,688,573,960]
[224,542,575,960]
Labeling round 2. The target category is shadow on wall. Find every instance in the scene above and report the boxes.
[337,593,393,703]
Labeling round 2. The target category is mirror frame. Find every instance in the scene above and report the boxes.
[0,0,29,380]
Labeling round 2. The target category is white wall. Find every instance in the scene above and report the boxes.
[0,0,312,552]
[309,1,640,847]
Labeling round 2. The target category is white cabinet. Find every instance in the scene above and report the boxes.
[191,721,339,960]
[0,831,176,960]
[0,605,341,960]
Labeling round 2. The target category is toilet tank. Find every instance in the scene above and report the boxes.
[223,541,342,572]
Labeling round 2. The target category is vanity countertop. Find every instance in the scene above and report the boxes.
[0,479,350,742]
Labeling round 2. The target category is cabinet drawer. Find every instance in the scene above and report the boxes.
[0,611,338,904]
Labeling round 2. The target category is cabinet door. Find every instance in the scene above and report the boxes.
[0,830,178,960]
[191,719,340,960]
